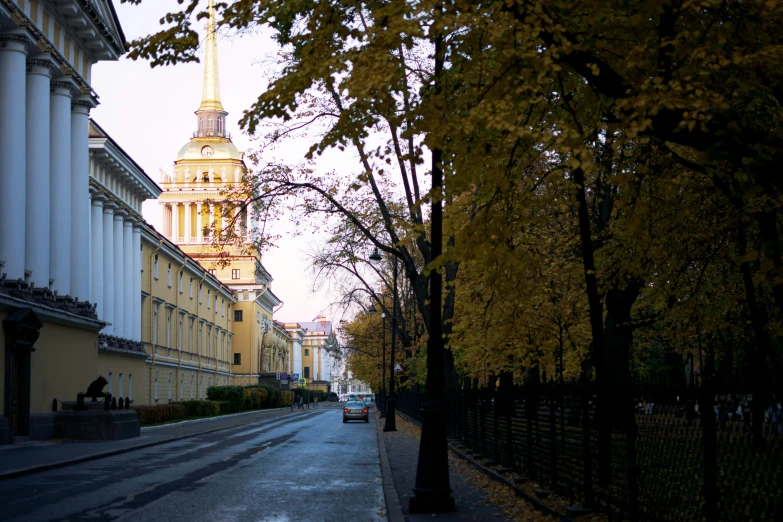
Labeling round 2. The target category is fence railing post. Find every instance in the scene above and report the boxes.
[581,384,594,508]
[625,390,639,522]
[549,383,558,489]
[699,386,718,522]
[493,389,500,462]
[525,387,534,476]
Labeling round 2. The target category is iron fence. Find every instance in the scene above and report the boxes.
[397,382,783,521]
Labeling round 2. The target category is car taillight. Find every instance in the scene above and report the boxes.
[344,409,349,413]
[363,409,368,413]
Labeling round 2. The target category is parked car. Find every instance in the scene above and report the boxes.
[343,401,369,423]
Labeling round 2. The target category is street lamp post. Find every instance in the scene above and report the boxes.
[379,312,386,418]
[383,255,397,432]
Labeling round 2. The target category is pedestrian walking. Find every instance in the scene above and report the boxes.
[297,395,303,410]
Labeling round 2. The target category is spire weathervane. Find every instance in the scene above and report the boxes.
[199,0,223,112]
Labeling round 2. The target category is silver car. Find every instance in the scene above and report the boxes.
[343,401,369,423]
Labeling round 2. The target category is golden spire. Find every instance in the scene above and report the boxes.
[199,0,224,112]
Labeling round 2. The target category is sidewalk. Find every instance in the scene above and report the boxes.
[377,412,561,522]
[0,405,319,480]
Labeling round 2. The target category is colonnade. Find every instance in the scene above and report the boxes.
[162,201,258,244]
[89,195,142,340]
[0,33,93,300]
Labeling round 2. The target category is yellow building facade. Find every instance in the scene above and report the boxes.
[1,0,295,444]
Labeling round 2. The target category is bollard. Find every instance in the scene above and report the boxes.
[111,397,117,410]
[125,397,130,409]
[52,398,58,412]
[104,393,111,411]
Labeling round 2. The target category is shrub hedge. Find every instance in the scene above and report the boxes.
[133,404,186,425]
[206,386,245,413]
[176,400,221,417]
[135,384,300,426]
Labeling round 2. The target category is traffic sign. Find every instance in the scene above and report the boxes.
[275,373,281,379]
[280,380,288,385]
[292,373,300,380]
[394,363,404,373]
[281,372,288,380]
[299,378,307,386]
[292,381,298,388]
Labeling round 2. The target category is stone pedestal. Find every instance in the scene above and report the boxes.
[53,410,140,440]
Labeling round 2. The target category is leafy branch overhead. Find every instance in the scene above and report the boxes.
[126,0,783,392]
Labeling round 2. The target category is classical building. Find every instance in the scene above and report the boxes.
[284,315,338,391]
[157,0,288,386]
[0,0,133,443]
[1,0,300,444]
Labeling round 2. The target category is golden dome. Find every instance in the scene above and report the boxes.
[176,139,244,162]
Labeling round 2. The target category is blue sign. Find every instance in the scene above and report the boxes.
[281,372,288,380]
[292,373,300,380]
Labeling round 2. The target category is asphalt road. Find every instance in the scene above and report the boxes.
[0,407,386,522]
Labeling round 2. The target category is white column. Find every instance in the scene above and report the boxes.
[90,194,104,317]
[196,203,203,243]
[71,98,92,301]
[50,80,73,294]
[246,205,252,243]
[171,202,179,243]
[161,202,170,238]
[233,204,241,236]
[102,205,115,334]
[113,212,125,337]
[25,56,53,287]
[208,204,215,238]
[184,202,192,243]
[123,219,133,339]
[0,34,29,281]
[132,224,142,341]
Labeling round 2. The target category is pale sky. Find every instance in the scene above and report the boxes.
[91,0,339,324]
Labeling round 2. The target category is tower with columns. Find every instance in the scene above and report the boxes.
[157,0,286,384]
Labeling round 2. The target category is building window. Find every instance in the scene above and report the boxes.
[129,374,133,400]
[189,318,194,356]
[304,349,309,356]
[304,367,310,379]
[199,284,203,304]
[234,353,241,365]
[166,308,172,349]
[140,246,143,272]
[256,311,261,323]
[189,278,193,298]
[167,263,172,287]
[234,310,243,322]
[108,372,113,396]
[207,326,212,357]
[179,272,183,293]
[153,255,159,279]
[178,314,184,352]
[207,290,211,309]
[231,269,240,279]
[153,303,159,344]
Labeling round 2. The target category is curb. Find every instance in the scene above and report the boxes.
[0,408,312,482]
[396,411,575,522]
[377,413,406,522]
